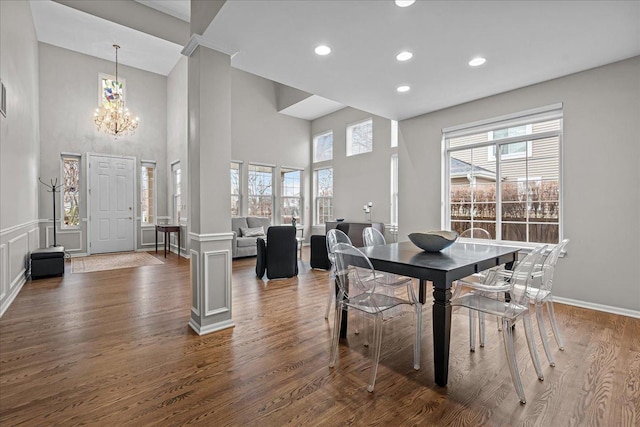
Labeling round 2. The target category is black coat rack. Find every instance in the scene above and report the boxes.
[39,177,63,247]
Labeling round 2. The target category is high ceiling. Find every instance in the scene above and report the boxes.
[29,0,640,120]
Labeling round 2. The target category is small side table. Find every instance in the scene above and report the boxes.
[156,224,181,259]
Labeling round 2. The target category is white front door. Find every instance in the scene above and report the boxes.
[89,154,135,254]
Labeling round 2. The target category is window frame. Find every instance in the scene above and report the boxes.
[231,161,242,217]
[280,167,303,226]
[171,161,182,224]
[390,153,399,226]
[60,153,81,229]
[247,163,274,220]
[443,104,563,247]
[346,118,373,157]
[140,160,156,225]
[314,167,333,226]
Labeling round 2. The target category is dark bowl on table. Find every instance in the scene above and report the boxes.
[408,231,458,252]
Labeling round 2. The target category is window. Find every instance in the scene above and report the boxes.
[313,131,333,162]
[315,167,333,225]
[390,154,398,225]
[487,124,533,160]
[99,73,125,108]
[347,118,373,156]
[231,162,241,216]
[444,105,562,244]
[248,164,273,219]
[140,161,156,225]
[172,161,182,223]
[281,168,302,225]
[61,155,80,228]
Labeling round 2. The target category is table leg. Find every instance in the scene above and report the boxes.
[419,279,428,304]
[337,274,349,339]
[432,283,452,387]
[164,231,168,258]
[177,229,180,260]
[155,228,158,253]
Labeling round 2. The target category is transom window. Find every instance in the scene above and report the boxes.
[314,167,333,225]
[171,161,182,223]
[444,105,563,244]
[248,164,273,219]
[313,131,333,163]
[347,118,373,156]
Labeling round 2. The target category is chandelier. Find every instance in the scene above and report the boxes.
[94,44,139,137]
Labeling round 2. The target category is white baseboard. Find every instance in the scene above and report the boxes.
[0,275,26,318]
[554,296,640,319]
[68,252,88,258]
[188,318,234,335]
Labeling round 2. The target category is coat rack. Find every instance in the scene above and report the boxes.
[39,177,63,247]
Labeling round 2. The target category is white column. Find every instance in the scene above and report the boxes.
[182,36,233,335]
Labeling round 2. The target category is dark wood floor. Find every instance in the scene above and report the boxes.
[1,248,638,426]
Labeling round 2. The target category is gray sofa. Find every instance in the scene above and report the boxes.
[231,216,271,258]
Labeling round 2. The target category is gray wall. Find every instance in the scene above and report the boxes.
[38,43,168,255]
[399,57,640,313]
[166,55,188,253]
[231,69,311,235]
[310,107,396,235]
[0,0,41,316]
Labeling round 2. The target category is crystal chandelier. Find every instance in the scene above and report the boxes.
[94,44,139,137]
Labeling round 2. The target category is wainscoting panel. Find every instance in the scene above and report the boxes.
[46,227,83,251]
[0,244,6,302]
[190,250,200,316]
[141,227,162,246]
[28,228,39,252]
[203,250,231,316]
[8,233,27,290]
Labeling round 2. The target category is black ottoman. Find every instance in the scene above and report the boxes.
[310,235,331,270]
[31,247,65,278]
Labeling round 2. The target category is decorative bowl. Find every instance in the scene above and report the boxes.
[408,230,458,252]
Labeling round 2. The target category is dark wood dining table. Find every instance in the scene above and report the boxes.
[352,241,520,387]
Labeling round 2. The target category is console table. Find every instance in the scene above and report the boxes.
[156,224,181,259]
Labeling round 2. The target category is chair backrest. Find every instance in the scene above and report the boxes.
[326,228,352,264]
[332,243,377,297]
[538,238,569,293]
[507,245,547,308]
[264,226,298,279]
[460,228,491,239]
[363,227,386,247]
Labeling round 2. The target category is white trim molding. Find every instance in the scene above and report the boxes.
[188,318,234,336]
[190,249,200,316]
[203,250,231,316]
[181,34,236,57]
[554,296,640,319]
[189,232,234,242]
[0,220,39,237]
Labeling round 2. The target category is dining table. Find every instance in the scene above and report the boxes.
[348,241,520,387]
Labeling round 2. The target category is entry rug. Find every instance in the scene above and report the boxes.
[71,252,164,274]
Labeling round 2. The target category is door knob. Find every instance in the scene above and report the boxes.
[129,217,132,220]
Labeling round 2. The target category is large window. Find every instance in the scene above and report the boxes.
[231,162,241,216]
[140,161,156,224]
[248,164,273,219]
[172,161,182,223]
[346,118,373,156]
[61,155,80,228]
[315,167,333,225]
[444,105,562,244]
[313,131,333,163]
[281,168,302,225]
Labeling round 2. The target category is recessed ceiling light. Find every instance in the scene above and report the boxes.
[314,45,331,56]
[396,85,411,93]
[395,0,416,7]
[396,51,413,61]
[468,57,486,67]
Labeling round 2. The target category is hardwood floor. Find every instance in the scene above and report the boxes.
[1,249,638,426]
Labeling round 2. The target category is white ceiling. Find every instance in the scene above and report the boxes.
[28,0,640,120]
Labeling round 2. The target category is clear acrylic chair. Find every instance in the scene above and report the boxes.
[329,243,422,392]
[452,245,547,404]
[324,229,352,320]
[362,227,414,288]
[452,227,496,349]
